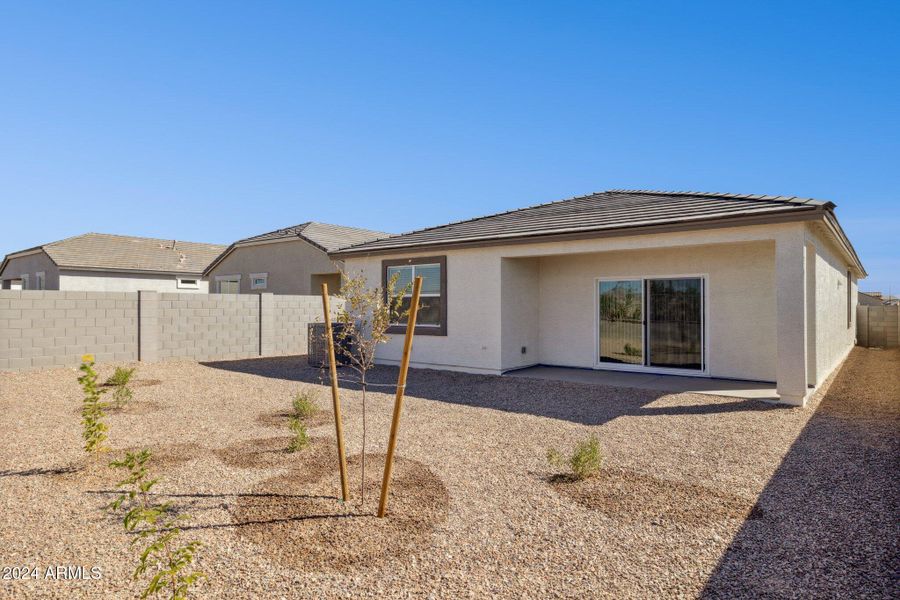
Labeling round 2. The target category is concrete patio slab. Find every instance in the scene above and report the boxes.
[504,365,779,401]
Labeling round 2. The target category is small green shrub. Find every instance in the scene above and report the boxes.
[547,435,603,480]
[109,449,205,599]
[287,416,309,452]
[78,355,109,452]
[623,343,641,357]
[106,366,136,407]
[291,389,319,420]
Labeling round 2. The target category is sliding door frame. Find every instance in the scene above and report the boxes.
[594,273,709,377]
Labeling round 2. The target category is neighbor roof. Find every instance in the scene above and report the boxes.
[1,233,226,276]
[233,222,389,252]
[204,221,391,274]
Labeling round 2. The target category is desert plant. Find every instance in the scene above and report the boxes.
[106,366,137,407]
[109,449,204,600]
[291,389,319,420]
[329,270,410,502]
[78,354,109,452]
[287,416,310,452]
[547,435,604,480]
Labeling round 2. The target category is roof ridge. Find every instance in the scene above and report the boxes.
[47,232,226,248]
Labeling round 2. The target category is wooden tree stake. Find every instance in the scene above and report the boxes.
[377,275,423,517]
[321,283,350,502]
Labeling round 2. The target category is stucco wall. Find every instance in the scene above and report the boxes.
[536,241,777,381]
[344,249,503,374]
[341,221,862,386]
[0,251,60,289]
[807,225,857,383]
[59,270,209,293]
[500,258,540,370]
[207,238,341,295]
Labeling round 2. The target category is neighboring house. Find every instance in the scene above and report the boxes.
[204,222,389,295]
[859,291,885,306]
[332,189,866,406]
[0,233,225,293]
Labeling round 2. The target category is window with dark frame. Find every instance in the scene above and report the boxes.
[382,256,447,336]
[847,269,852,328]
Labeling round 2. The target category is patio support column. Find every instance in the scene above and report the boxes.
[775,230,810,406]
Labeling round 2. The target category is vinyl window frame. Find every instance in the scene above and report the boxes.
[176,277,199,290]
[35,272,45,290]
[382,256,447,336]
[250,272,268,290]
[215,274,241,294]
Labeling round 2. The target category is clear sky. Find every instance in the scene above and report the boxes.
[1,1,897,292]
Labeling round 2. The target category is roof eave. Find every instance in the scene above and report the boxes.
[58,266,208,277]
[330,207,827,259]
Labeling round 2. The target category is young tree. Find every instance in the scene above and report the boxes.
[330,270,410,503]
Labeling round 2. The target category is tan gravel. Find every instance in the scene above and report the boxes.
[0,349,896,598]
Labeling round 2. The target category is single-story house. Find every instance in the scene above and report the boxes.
[858,291,885,306]
[204,221,389,295]
[0,233,225,293]
[331,189,866,406]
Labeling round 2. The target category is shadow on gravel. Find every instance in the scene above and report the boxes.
[702,348,900,599]
[202,355,782,426]
[0,466,79,477]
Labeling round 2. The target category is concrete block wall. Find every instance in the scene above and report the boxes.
[1,290,341,372]
[0,290,138,371]
[271,294,331,356]
[157,292,260,361]
[857,304,899,348]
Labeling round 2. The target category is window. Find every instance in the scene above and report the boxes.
[177,277,199,290]
[383,256,446,336]
[250,273,268,290]
[20,274,29,290]
[35,272,45,290]
[847,270,852,328]
[216,275,241,294]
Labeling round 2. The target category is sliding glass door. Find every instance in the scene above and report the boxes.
[598,277,704,372]
[598,280,644,365]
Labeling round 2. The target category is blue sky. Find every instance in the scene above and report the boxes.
[1,1,897,292]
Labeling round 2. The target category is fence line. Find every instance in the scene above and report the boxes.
[856,304,899,348]
[0,289,339,372]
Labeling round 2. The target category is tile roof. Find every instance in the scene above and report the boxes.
[332,189,833,255]
[232,221,390,252]
[4,233,227,274]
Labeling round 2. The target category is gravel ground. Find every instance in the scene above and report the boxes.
[0,348,896,599]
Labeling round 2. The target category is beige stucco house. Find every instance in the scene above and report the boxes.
[204,222,389,295]
[332,190,866,406]
[0,233,225,293]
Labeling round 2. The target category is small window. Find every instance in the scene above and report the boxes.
[250,273,268,290]
[20,274,29,290]
[177,278,199,290]
[383,256,446,336]
[216,275,241,294]
[35,272,45,290]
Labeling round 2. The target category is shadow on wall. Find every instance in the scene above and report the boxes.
[200,355,785,427]
[701,348,900,598]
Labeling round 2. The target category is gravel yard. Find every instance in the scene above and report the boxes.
[0,347,896,599]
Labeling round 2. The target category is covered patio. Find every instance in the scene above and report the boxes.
[505,365,778,401]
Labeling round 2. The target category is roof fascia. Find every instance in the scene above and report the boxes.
[331,207,825,259]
